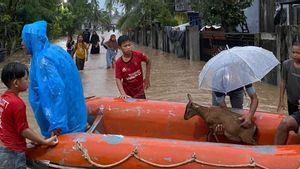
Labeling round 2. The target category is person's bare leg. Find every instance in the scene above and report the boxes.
[274,116,298,145]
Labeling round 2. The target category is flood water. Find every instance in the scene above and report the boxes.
[0,30,282,132]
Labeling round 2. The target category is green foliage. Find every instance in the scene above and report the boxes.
[0,0,113,55]
[116,0,178,30]
[117,0,138,13]
[0,1,22,55]
[17,0,58,23]
[156,7,177,26]
[1,14,11,23]
[48,18,63,39]
[59,7,76,35]
[88,0,111,30]
[175,13,188,25]
[2,0,112,36]
[117,6,143,30]
[191,0,253,32]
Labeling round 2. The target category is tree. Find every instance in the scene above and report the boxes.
[17,0,64,38]
[0,0,23,55]
[0,0,113,56]
[88,0,111,31]
[112,0,177,31]
[191,0,253,32]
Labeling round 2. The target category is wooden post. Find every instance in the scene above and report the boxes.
[259,0,275,32]
[187,26,200,61]
[151,27,157,49]
[158,29,163,50]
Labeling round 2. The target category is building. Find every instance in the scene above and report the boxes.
[276,0,300,26]
[244,0,300,33]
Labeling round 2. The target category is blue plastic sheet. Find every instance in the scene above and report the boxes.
[22,20,87,137]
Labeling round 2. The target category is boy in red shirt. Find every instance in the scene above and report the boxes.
[0,62,57,168]
[115,35,151,99]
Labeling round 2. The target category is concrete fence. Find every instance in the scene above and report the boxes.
[128,26,200,61]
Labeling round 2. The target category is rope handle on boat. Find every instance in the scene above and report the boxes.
[74,141,268,169]
[75,142,135,168]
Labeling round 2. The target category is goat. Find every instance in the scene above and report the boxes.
[184,94,257,145]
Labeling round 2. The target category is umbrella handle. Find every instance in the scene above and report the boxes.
[226,45,230,50]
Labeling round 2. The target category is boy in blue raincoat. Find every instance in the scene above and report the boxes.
[22,20,87,137]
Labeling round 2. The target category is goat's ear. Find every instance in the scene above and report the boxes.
[187,93,193,102]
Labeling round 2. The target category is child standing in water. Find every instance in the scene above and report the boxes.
[115,35,151,99]
[104,34,118,69]
[0,62,57,168]
[74,35,89,70]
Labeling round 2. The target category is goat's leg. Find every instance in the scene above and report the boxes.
[213,131,220,142]
[213,124,224,142]
[207,128,218,142]
[207,129,213,142]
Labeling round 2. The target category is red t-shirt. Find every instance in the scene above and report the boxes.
[0,91,29,152]
[115,51,148,98]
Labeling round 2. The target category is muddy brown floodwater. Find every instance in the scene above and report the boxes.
[0,30,282,133]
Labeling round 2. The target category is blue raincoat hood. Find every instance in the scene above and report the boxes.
[22,21,49,56]
[22,20,87,137]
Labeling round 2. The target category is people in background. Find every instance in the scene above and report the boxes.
[104,34,118,69]
[82,28,90,45]
[90,31,100,54]
[74,35,89,70]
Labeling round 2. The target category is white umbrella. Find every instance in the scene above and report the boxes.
[199,46,280,94]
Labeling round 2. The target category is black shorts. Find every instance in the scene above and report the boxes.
[291,111,300,127]
[288,100,299,115]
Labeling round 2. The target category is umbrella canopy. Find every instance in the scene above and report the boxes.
[199,46,280,94]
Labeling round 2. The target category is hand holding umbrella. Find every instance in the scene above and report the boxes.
[199,46,280,94]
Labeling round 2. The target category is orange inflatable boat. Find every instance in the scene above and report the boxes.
[26,97,300,169]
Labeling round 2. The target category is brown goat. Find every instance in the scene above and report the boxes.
[184,94,257,145]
